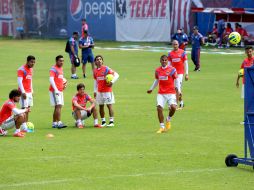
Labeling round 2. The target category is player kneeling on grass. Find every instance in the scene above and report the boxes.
[93,55,119,127]
[0,89,30,137]
[147,55,180,133]
[72,83,101,128]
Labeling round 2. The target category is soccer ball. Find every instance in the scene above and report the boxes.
[228,32,241,45]
[63,78,67,88]
[238,68,244,77]
[27,122,34,132]
[105,74,114,83]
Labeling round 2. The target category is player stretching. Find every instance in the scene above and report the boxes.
[147,55,180,133]
[49,55,67,129]
[168,40,189,109]
[236,46,254,99]
[72,83,101,128]
[0,89,30,137]
[17,55,35,131]
[93,55,119,127]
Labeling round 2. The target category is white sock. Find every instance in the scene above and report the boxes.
[76,119,81,124]
[180,100,183,105]
[166,116,171,122]
[109,117,114,122]
[94,119,98,125]
[160,123,165,129]
[102,118,106,122]
[15,129,20,134]
[58,121,62,125]
[53,122,57,126]
[21,122,28,130]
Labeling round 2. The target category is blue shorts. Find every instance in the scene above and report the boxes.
[69,53,75,64]
[82,54,94,64]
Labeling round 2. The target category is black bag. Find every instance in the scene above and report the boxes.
[73,57,80,67]
[65,40,71,53]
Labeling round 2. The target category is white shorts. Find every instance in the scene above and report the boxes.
[96,92,115,105]
[157,94,177,108]
[241,84,244,99]
[49,91,64,106]
[72,110,91,120]
[20,93,33,108]
[0,116,15,130]
[174,74,183,90]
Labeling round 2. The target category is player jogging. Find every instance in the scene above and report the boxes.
[17,55,35,128]
[49,55,67,129]
[93,55,119,127]
[168,40,189,109]
[191,26,204,71]
[72,83,102,128]
[147,55,180,133]
[0,89,30,137]
[236,46,254,99]
[79,30,95,78]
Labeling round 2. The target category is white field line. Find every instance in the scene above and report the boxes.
[95,46,243,55]
[0,168,226,188]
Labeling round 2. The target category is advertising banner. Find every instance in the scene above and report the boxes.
[0,0,13,36]
[115,0,170,42]
[67,0,116,40]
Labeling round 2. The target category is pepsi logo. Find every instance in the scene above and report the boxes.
[70,0,83,21]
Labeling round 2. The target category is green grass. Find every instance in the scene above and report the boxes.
[0,39,253,190]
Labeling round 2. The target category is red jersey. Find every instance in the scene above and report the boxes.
[241,57,254,84]
[168,49,187,74]
[72,93,92,110]
[49,65,64,92]
[0,99,16,125]
[155,65,178,94]
[238,28,248,37]
[225,28,233,35]
[93,65,114,93]
[17,64,33,93]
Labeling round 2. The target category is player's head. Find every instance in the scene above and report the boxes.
[227,23,231,28]
[193,26,198,34]
[55,55,64,67]
[82,18,86,24]
[177,28,182,34]
[9,89,22,102]
[77,83,85,95]
[214,23,217,28]
[94,55,104,68]
[172,40,179,50]
[160,55,168,67]
[245,46,253,58]
[83,30,88,37]
[26,55,36,68]
[72,31,79,40]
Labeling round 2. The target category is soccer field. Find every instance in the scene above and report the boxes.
[0,39,253,190]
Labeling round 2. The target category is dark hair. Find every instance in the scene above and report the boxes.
[73,31,79,35]
[9,89,21,99]
[94,55,104,62]
[27,55,35,62]
[160,55,167,60]
[245,46,253,51]
[83,30,88,34]
[227,23,231,28]
[77,83,85,91]
[82,18,86,22]
[56,55,63,61]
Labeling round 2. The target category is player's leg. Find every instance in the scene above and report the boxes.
[191,49,197,70]
[106,104,114,127]
[196,48,201,71]
[82,55,88,78]
[70,54,78,79]
[89,54,95,73]
[99,104,106,127]
[177,74,184,108]
[13,114,26,137]
[156,94,166,133]
[91,107,101,128]
[165,94,177,131]
[73,109,84,128]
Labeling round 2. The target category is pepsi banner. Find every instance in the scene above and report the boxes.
[68,0,116,40]
[115,0,170,41]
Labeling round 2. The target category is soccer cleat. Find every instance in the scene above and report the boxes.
[71,76,79,79]
[13,132,25,137]
[165,121,171,130]
[77,124,84,129]
[57,123,67,129]
[0,128,7,136]
[101,121,107,127]
[52,124,58,128]
[107,122,114,127]
[83,74,86,78]
[156,128,166,134]
[94,124,102,128]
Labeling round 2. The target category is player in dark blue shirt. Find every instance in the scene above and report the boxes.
[217,19,225,48]
[191,26,204,71]
[171,28,188,50]
[79,30,95,78]
[68,31,79,79]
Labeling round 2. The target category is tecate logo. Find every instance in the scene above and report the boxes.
[70,0,115,20]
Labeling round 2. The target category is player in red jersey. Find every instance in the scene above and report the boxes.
[168,40,189,109]
[17,55,35,131]
[72,83,102,128]
[147,55,180,133]
[236,46,254,99]
[49,55,67,129]
[0,89,30,137]
[93,55,119,127]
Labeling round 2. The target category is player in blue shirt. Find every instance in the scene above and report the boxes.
[79,30,95,78]
[68,31,79,79]
[191,26,204,72]
[217,19,225,48]
[171,28,188,50]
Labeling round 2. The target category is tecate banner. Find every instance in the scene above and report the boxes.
[68,0,116,40]
[115,0,170,41]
